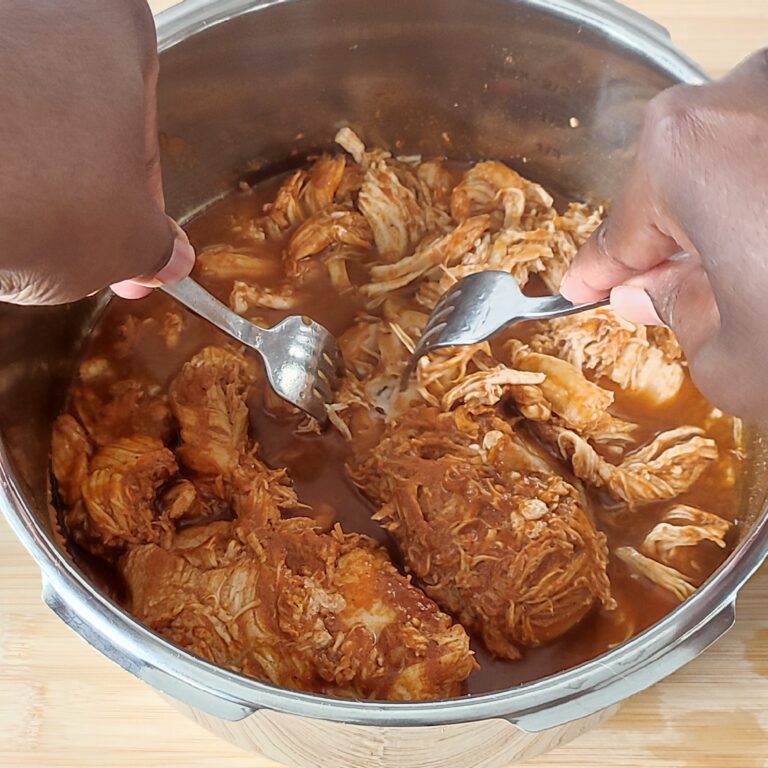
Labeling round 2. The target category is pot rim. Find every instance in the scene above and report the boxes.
[2,0,766,731]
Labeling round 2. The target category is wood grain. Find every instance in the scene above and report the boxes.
[1,1,767,766]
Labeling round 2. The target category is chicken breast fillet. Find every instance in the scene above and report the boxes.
[530,308,685,405]
[115,343,475,700]
[352,405,614,660]
[121,510,475,701]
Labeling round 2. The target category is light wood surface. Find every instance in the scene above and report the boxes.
[2,1,767,766]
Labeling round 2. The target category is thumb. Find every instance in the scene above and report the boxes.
[110,216,195,300]
[610,253,720,360]
[560,171,680,303]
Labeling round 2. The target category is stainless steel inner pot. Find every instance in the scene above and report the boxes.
[2,0,767,754]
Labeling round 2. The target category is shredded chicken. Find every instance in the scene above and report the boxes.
[52,128,742,699]
[286,207,373,272]
[440,367,545,411]
[364,215,490,297]
[168,346,297,524]
[72,377,172,447]
[546,425,718,507]
[112,313,186,357]
[259,155,348,238]
[358,160,428,262]
[450,161,552,229]
[328,315,422,447]
[507,341,636,446]
[531,309,685,404]
[230,281,301,313]
[122,517,475,700]
[352,406,613,659]
[80,436,177,549]
[615,546,696,601]
[169,346,257,476]
[642,504,731,564]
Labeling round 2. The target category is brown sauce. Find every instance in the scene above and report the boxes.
[66,173,743,696]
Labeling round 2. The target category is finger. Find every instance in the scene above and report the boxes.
[612,254,720,361]
[609,285,662,325]
[110,218,195,299]
[718,47,768,86]
[131,221,195,287]
[111,282,153,300]
[560,174,680,303]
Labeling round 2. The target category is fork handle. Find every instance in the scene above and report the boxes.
[161,277,264,350]
[526,294,610,320]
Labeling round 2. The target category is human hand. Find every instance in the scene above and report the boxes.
[561,50,768,420]
[0,0,194,306]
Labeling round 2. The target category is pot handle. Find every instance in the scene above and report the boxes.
[41,577,258,722]
[510,600,736,733]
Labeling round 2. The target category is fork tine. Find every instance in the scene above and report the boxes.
[399,355,420,391]
[398,319,451,390]
[430,287,460,318]
[415,321,448,353]
[426,301,457,328]
[312,379,333,406]
[321,348,344,385]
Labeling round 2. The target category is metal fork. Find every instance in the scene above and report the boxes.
[402,270,609,383]
[162,277,343,422]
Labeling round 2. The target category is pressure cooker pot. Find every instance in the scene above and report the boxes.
[2,1,767,766]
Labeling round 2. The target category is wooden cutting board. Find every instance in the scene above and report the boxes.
[1,1,767,766]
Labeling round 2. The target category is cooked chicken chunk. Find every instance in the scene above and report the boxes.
[51,414,92,508]
[286,207,372,271]
[530,309,685,404]
[301,154,348,213]
[196,244,279,283]
[51,415,109,557]
[73,376,172,447]
[169,346,257,476]
[642,504,731,565]
[508,341,636,447]
[545,425,718,507]
[169,346,297,523]
[352,405,613,659]
[615,546,696,601]
[260,155,347,238]
[81,436,177,549]
[121,517,475,700]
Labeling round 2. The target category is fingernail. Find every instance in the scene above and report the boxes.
[560,269,606,304]
[610,285,663,326]
[110,281,154,300]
